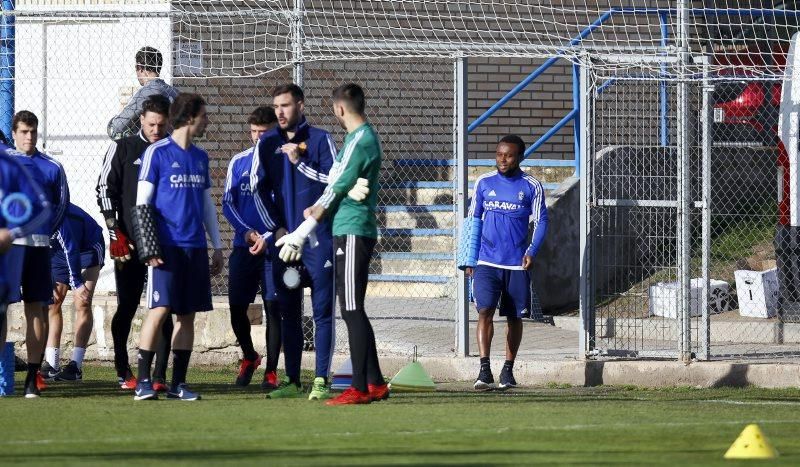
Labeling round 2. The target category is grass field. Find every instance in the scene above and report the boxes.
[3,365,800,466]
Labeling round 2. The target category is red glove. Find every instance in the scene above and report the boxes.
[109,228,134,262]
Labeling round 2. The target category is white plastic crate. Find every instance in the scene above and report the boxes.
[649,278,731,319]
[734,268,779,319]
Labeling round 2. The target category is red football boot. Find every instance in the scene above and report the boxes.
[326,387,372,406]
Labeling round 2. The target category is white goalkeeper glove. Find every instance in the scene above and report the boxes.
[275,217,318,263]
[347,177,370,202]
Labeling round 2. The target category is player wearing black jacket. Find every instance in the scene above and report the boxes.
[96,95,173,391]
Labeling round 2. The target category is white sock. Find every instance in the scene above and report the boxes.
[45,347,60,370]
[72,347,86,368]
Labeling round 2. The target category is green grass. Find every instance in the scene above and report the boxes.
[3,365,800,466]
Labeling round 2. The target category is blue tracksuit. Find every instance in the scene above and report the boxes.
[469,169,548,316]
[249,116,337,379]
[11,150,69,244]
[50,203,105,290]
[0,145,52,305]
[223,147,276,305]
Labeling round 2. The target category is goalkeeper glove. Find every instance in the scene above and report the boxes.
[108,227,134,262]
[347,178,370,202]
[275,217,318,263]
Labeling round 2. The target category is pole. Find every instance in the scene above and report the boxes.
[454,55,470,357]
[677,0,692,362]
[292,0,304,87]
[700,54,712,360]
[0,0,14,142]
[578,58,592,358]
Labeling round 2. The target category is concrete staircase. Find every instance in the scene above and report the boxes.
[368,159,571,298]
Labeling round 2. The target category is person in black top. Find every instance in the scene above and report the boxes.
[96,95,173,391]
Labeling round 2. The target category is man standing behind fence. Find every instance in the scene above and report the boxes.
[107,46,179,140]
[97,95,174,391]
[462,135,548,391]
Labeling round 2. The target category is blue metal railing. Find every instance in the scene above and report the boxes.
[467,7,800,178]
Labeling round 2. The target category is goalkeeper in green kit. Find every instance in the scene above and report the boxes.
[275,83,388,405]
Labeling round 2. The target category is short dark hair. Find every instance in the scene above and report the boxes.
[170,93,206,129]
[12,110,38,132]
[271,84,304,102]
[499,135,526,158]
[248,106,276,126]
[141,94,171,117]
[135,46,163,74]
[332,83,366,114]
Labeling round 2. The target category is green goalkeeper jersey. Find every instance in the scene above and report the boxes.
[315,122,382,238]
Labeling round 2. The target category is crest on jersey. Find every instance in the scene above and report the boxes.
[518,191,524,201]
[153,291,160,302]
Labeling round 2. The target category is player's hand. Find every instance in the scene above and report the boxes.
[52,282,69,305]
[282,143,302,165]
[210,249,224,276]
[275,230,306,263]
[249,235,267,255]
[147,257,164,268]
[109,228,134,262]
[347,178,370,202]
[245,229,259,246]
[74,284,91,304]
[0,228,12,253]
[465,267,474,278]
[522,255,534,270]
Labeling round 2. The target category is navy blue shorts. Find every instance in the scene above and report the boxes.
[147,245,212,315]
[5,245,52,304]
[228,246,276,306]
[51,242,105,288]
[472,265,531,318]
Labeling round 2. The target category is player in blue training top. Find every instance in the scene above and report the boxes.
[464,135,548,391]
[0,142,52,398]
[249,84,339,400]
[131,93,223,401]
[7,111,70,398]
[44,203,105,382]
[222,105,282,388]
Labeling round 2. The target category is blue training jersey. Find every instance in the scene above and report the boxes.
[11,150,69,243]
[222,147,271,248]
[51,203,104,289]
[139,137,211,248]
[469,170,549,270]
[249,117,336,237]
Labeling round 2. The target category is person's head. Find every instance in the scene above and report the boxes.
[271,84,304,131]
[135,46,163,84]
[170,93,208,138]
[496,135,525,175]
[331,83,366,129]
[248,105,277,145]
[139,95,171,143]
[12,111,38,155]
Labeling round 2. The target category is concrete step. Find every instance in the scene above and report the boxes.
[377,229,453,254]
[367,275,453,298]
[372,252,453,276]
[378,205,454,229]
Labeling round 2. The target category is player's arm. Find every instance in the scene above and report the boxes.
[248,138,283,232]
[294,135,336,184]
[107,86,152,140]
[203,188,224,275]
[221,159,257,244]
[131,145,163,266]
[522,182,549,270]
[96,141,134,262]
[53,217,85,290]
[50,161,70,234]
[459,179,486,276]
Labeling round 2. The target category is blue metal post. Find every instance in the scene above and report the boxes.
[659,11,669,147]
[572,63,580,177]
[0,1,14,142]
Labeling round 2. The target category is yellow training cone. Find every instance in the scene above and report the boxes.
[724,424,778,460]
